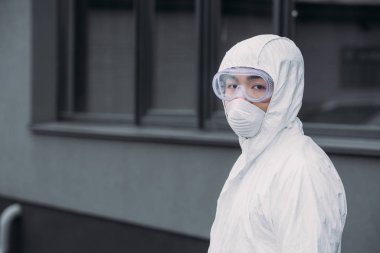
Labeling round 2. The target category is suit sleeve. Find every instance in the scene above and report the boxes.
[268,163,346,253]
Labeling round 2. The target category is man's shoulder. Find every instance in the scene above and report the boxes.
[287,135,331,166]
[278,135,336,180]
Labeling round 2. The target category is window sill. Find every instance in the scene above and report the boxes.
[29,122,238,147]
[30,122,380,157]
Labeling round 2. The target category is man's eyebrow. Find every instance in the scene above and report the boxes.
[247,75,262,80]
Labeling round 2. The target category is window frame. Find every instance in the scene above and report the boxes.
[139,0,202,128]
[57,0,137,123]
[30,0,380,157]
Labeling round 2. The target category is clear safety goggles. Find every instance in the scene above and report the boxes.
[212,67,274,103]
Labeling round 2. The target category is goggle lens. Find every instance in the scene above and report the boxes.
[212,68,274,103]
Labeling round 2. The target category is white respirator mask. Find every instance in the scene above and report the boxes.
[225,99,265,138]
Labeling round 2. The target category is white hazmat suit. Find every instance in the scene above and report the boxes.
[208,35,347,253]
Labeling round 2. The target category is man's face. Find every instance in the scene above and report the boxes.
[224,75,271,112]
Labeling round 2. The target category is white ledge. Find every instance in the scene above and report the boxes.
[30,122,380,157]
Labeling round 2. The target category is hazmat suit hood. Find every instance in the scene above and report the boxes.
[219,34,304,166]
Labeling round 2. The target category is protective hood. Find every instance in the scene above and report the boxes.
[219,34,304,165]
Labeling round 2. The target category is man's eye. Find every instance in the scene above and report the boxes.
[252,84,266,90]
[227,84,238,89]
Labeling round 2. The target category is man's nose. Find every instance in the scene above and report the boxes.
[234,86,245,97]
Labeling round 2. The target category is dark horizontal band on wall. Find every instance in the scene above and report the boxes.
[30,122,380,157]
[0,194,209,253]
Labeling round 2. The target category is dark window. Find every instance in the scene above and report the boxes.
[85,2,135,115]
[142,0,198,127]
[59,0,135,122]
[294,1,380,128]
[59,0,200,127]
[37,0,380,142]
[58,0,274,129]
[152,0,197,112]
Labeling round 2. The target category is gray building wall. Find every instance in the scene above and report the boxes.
[0,0,379,252]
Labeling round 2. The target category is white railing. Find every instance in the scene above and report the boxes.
[0,204,22,253]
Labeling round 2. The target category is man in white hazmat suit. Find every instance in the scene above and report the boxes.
[208,34,347,253]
